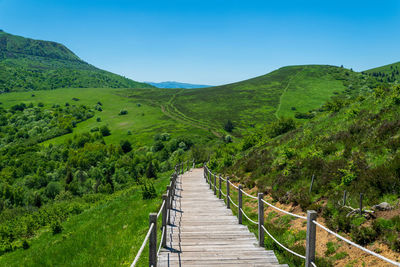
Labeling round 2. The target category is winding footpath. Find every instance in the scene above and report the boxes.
[158,168,287,267]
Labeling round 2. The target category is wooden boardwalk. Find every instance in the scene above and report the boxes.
[158,168,287,267]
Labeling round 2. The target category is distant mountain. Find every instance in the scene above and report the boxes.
[146,81,212,89]
[0,31,153,92]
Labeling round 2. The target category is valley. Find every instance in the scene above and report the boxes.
[0,29,399,267]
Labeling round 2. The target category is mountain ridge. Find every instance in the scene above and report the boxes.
[146,81,212,89]
[0,31,153,92]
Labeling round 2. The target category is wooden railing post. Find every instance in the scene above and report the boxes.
[162,194,167,248]
[238,185,243,224]
[359,193,363,216]
[192,160,195,169]
[226,177,230,209]
[218,175,222,199]
[258,193,264,247]
[209,170,212,189]
[166,185,171,225]
[149,213,157,267]
[305,210,317,267]
[213,174,217,195]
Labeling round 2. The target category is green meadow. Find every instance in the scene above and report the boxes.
[0,172,171,267]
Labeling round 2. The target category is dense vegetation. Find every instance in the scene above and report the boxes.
[365,61,400,83]
[0,31,153,92]
[207,82,400,264]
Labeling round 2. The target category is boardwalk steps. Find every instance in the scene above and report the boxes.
[158,168,287,267]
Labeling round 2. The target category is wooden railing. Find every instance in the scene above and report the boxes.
[131,160,194,267]
[203,164,400,267]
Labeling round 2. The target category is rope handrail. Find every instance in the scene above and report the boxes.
[156,200,165,218]
[221,191,226,197]
[203,164,400,266]
[157,226,165,256]
[131,223,155,267]
[261,225,306,259]
[131,164,186,267]
[228,195,238,208]
[228,180,239,189]
[261,199,307,220]
[240,208,258,225]
[220,176,226,182]
[313,220,400,266]
[240,188,257,199]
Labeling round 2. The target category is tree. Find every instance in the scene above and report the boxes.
[65,168,73,184]
[224,120,234,132]
[120,140,132,153]
[146,161,157,179]
[45,182,62,199]
[100,125,111,136]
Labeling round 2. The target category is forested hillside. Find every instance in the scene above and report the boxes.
[0,31,153,92]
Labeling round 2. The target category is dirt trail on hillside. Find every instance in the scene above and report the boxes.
[160,104,222,138]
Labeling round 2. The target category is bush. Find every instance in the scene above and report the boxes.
[141,181,156,200]
[350,226,378,245]
[45,182,62,199]
[224,135,233,143]
[72,97,80,101]
[96,117,101,122]
[120,140,132,153]
[146,161,157,179]
[119,110,128,115]
[37,102,44,107]
[100,125,111,136]
[294,112,315,119]
[90,127,99,132]
[269,117,296,138]
[51,220,63,235]
[22,240,30,250]
[224,120,234,132]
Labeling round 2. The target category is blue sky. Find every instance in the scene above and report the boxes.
[0,0,399,85]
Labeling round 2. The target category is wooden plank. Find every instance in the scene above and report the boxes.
[158,168,287,267]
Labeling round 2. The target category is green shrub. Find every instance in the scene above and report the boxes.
[141,181,156,200]
[90,127,99,132]
[146,161,157,179]
[269,117,296,138]
[120,140,132,153]
[325,241,340,256]
[100,125,111,136]
[118,110,128,115]
[51,220,63,235]
[350,226,378,245]
[45,182,62,199]
[22,240,30,250]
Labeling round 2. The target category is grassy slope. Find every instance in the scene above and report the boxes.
[0,31,153,91]
[364,61,400,82]
[0,172,170,266]
[165,65,368,133]
[0,87,212,146]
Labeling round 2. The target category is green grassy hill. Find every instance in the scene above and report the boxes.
[0,31,153,92]
[136,65,378,136]
[364,61,400,83]
[208,82,400,266]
